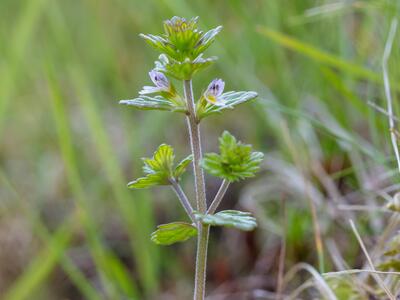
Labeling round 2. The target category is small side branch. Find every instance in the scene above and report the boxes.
[207,180,230,214]
[170,179,196,223]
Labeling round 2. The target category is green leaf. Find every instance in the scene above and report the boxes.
[193,26,222,58]
[128,144,174,189]
[197,91,258,119]
[202,131,264,181]
[174,154,193,179]
[119,95,186,113]
[139,33,178,59]
[127,174,165,189]
[151,222,198,245]
[194,210,257,231]
[128,144,192,189]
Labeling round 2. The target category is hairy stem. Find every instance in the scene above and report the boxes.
[184,79,207,213]
[207,180,230,214]
[194,224,210,300]
[183,79,209,300]
[170,178,196,223]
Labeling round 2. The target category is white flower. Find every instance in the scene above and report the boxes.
[139,70,171,95]
[204,79,225,106]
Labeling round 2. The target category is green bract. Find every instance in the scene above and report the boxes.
[194,210,257,231]
[140,16,221,80]
[140,16,222,62]
[151,222,198,246]
[128,144,193,189]
[202,131,264,182]
[197,91,258,120]
[154,53,216,80]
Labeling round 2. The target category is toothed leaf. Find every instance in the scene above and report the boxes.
[151,222,198,245]
[119,95,186,113]
[194,210,257,231]
[127,144,192,189]
[127,144,174,189]
[127,174,165,189]
[197,91,258,119]
[174,155,193,179]
[202,131,264,181]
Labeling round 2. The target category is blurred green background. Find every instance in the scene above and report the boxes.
[1,0,400,299]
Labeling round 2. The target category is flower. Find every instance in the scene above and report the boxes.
[204,79,225,106]
[139,70,171,95]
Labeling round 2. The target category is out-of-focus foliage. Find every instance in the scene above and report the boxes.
[1,0,400,299]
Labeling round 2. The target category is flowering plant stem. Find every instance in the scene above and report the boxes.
[184,80,207,212]
[122,17,262,299]
[184,79,210,300]
[194,224,210,300]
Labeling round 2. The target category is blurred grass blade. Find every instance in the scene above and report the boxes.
[256,25,383,84]
[55,258,102,300]
[103,251,141,298]
[68,67,158,295]
[44,0,156,294]
[3,215,76,300]
[47,67,139,299]
[0,170,102,300]
[321,67,369,115]
[2,163,102,299]
[0,0,48,136]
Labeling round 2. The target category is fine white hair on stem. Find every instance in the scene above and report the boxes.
[349,219,395,299]
[382,19,400,174]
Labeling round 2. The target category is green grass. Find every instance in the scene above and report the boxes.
[1,0,400,299]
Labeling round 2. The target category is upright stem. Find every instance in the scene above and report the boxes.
[194,224,209,300]
[184,79,207,213]
[183,79,209,300]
